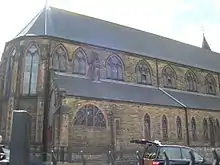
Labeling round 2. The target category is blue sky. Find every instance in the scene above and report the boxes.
[0,0,219,55]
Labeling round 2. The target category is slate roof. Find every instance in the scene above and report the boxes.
[163,88,220,111]
[53,72,220,111]
[53,72,181,107]
[15,7,220,73]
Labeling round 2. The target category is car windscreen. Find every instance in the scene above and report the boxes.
[158,146,182,160]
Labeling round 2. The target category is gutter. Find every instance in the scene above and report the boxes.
[159,88,190,146]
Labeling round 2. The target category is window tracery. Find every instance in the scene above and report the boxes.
[106,55,123,80]
[23,43,39,95]
[203,118,208,140]
[162,65,176,88]
[52,44,67,72]
[176,116,182,140]
[205,74,216,95]
[185,70,197,92]
[74,104,106,127]
[136,60,152,85]
[144,113,151,139]
[73,48,87,75]
[191,117,197,140]
[162,115,168,140]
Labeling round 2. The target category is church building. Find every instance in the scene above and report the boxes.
[0,6,220,159]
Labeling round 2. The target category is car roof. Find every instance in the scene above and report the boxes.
[159,144,193,150]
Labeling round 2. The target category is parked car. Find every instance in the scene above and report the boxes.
[130,139,211,165]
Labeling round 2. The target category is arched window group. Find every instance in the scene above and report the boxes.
[136,60,152,85]
[74,104,106,127]
[162,65,176,88]
[23,43,39,95]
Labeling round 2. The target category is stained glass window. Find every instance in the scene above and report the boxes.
[74,104,106,127]
[52,44,67,72]
[136,60,152,85]
[185,70,197,92]
[73,48,87,75]
[162,65,176,88]
[106,55,123,80]
[23,43,39,95]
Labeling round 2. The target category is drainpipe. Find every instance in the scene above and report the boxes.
[159,88,190,146]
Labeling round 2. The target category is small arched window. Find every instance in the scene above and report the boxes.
[205,73,217,95]
[216,119,220,142]
[162,65,176,88]
[73,47,87,75]
[176,116,182,140]
[209,117,215,146]
[136,60,152,85]
[52,44,67,72]
[106,55,123,80]
[185,70,197,92]
[144,113,151,139]
[203,118,208,141]
[162,115,168,140]
[23,43,39,95]
[74,104,106,127]
[191,117,197,140]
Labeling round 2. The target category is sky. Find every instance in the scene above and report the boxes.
[0,0,219,56]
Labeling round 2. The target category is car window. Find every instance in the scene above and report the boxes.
[181,148,203,162]
[158,147,182,160]
[144,145,158,159]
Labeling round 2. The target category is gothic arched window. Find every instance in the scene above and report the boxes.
[216,119,220,142]
[4,47,16,97]
[144,113,151,139]
[52,44,67,72]
[185,70,197,92]
[73,48,87,75]
[106,55,123,80]
[176,116,182,140]
[162,65,176,88]
[205,73,217,95]
[162,115,168,140]
[203,118,208,141]
[74,104,106,127]
[209,117,215,146]
[136,60,152,85]
[23,43,39,95]
[191,117,197,140]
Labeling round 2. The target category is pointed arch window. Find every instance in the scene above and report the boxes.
[209,117,215,146]
[162,65,176,88]
[73,48,87,75]
[74,104,106,127]
[52,45,67,72]
[144,113,151,139]
[176,116,182,140]
[23,43,39,95]
[185,70,197,92]
[205,74,216,95]
[215,119,220,142]
[191,117,197,140]
[136,60,152,85]
[203,118,208,141]
[162,115,168,140]
[4,47,16,97]
[106,55,123,80]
